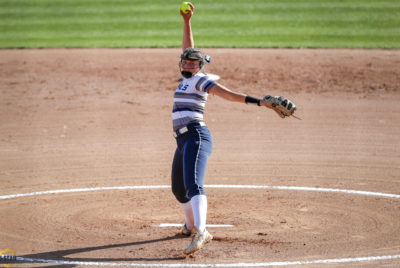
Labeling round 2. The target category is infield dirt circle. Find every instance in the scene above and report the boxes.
[0,48,400,267]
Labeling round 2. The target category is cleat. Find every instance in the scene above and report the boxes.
[181,224,192,236]
[184,229,213,255]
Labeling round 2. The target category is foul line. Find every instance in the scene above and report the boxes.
[1,184,400,267]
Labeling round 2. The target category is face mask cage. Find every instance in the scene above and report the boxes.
[179,62,194,78]
[179,60,201,69]
[179,60,201,78]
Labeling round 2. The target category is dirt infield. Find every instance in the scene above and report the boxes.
[1,48,400,267]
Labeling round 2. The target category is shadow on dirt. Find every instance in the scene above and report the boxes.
[13,234,186,267]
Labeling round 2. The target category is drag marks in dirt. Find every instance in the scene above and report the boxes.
[1,184,400,267]
[212,236,287,248]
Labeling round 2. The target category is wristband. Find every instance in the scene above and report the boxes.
[245,96,261,106]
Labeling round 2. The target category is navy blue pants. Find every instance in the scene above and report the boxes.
[171,123,213,203]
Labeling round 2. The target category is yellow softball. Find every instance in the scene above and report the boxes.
[180,2,191,14]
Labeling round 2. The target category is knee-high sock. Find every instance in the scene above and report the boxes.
[191,194,207,233]
[180,201,194,230]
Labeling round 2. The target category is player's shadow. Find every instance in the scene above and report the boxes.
[16,234,187,267]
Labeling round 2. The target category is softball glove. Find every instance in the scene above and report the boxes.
[263,95,296,118]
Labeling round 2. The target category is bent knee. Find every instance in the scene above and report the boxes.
[172,187,189,203]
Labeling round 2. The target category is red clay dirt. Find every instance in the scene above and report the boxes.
[0,48,400,267]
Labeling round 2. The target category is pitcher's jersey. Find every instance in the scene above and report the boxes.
[172,73,216,131]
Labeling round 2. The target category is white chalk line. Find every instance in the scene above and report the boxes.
[11,254,400,267]
[0,185,170,200]
[157,223,233,228]
[1,184,400,267]
[1,184,400,200]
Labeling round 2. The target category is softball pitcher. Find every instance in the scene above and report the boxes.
[172,3,297,255]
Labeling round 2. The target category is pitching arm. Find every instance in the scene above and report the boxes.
[181,2,194,52]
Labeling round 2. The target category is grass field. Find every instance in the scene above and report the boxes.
[1,0,400,48]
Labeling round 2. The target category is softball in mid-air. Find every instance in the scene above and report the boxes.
[180,2,191,14]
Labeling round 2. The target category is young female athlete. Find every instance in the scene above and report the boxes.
[171,3,296,255]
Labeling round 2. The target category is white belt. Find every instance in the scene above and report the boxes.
[173,122,206,138]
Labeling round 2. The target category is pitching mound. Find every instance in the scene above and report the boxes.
[1,48,400,267]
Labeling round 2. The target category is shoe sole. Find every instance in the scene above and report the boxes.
[184,234,213,255]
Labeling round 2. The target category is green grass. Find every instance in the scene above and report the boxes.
[1,0,400,48]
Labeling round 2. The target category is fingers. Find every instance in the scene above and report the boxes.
[180,9,193,20]
[180,2,194,19]
[187,2,195,11]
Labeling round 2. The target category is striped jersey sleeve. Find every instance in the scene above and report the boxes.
[195,77,216,93]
